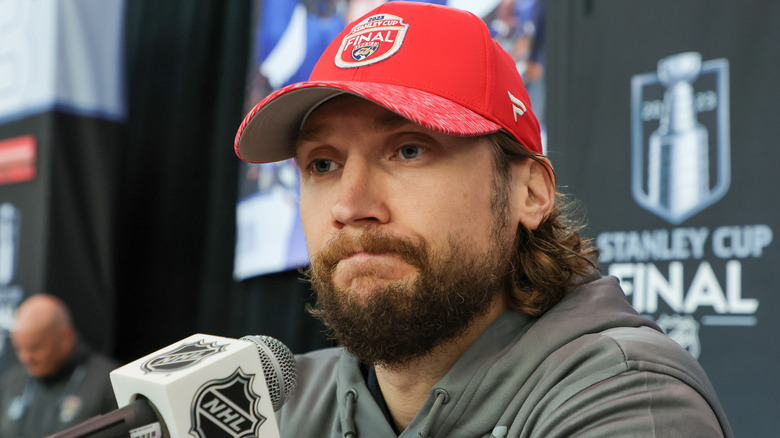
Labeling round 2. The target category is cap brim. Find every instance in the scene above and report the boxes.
[235,80,502,163]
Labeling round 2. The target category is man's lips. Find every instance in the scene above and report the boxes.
[333,252,416,289]
[337,252,409,273]
[341,251,402,262]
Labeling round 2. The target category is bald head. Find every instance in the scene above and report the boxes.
[14,294,73,334]
[11,294,76,378]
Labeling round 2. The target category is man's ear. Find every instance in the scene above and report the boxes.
[512,157,555,230]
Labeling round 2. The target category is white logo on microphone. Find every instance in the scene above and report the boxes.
[190,368,265,438]
[142,340,227,373]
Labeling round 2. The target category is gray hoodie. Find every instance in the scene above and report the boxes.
[278,274,732,437]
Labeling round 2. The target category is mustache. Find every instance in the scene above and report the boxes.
[314,227,429,272]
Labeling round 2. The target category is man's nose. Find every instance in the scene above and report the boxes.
[330,159,390,227]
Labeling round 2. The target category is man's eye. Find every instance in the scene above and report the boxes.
[310,159,337,174]
[397,145,423,160]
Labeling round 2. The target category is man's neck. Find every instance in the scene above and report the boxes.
[374,297,507,432]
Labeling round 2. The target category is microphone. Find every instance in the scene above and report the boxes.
[49,334,297,438]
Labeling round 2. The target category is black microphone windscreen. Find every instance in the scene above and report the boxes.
[240,335,298,411]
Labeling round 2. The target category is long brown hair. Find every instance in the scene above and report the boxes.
[488,131,600,316]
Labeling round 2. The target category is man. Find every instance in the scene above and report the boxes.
[234,2,733,437]
[0,294,118,437]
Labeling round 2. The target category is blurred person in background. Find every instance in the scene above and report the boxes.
[0,294,118,437]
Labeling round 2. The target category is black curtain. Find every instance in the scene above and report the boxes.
[116,0,331,364]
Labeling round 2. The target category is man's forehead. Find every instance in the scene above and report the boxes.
[294,97,426,153]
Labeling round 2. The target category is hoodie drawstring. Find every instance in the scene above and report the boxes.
[418,388,450,438]
[343,389,358,438]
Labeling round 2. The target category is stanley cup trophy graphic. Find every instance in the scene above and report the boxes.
[647,53,709,218]
[631,51,730,225]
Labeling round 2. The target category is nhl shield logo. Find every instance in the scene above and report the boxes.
[336,14,408,68]
[190,368,265,438]
[142,340,227,373]
[630,52,731,225]
[656,314,701,359]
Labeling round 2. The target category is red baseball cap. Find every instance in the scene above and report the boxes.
[235,1,542,163]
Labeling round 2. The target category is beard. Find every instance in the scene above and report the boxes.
[306,214,515,367]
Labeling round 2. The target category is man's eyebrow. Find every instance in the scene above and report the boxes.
[294,111,414,155]
[295,124,326,150]
[371,112,413,131]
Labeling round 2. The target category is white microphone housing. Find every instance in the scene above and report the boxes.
[110,333,281,438]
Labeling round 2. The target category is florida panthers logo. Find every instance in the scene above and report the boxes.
[352,45,378,61]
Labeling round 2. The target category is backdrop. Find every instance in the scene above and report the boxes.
[546,1,779,436]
